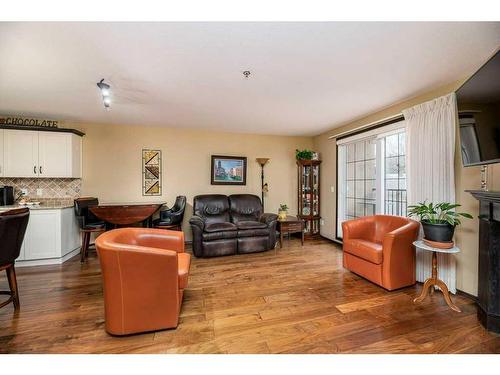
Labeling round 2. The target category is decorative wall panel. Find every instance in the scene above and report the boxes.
[142,149,162,196]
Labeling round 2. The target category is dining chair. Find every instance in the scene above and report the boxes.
[74,197,106,262]
[0,208,30,310]
[153,196,186,231]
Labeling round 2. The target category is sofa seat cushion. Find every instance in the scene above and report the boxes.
[205,222,237,232]
[236,221,267,230]
[343,239,383,264]
[177,252,191,289]
[238,228,271,237]
[202,230,238,241]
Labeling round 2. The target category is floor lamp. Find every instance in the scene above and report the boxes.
[256,158,270,210]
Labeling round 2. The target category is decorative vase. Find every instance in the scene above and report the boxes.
[278,209,288,221]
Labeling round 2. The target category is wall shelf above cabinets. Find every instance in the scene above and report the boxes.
[0,128,82,178]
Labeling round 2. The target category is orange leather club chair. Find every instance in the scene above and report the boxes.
[342,215,419,291]
[95,228,190,335]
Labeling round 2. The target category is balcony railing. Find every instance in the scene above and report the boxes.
[385,189,407,217]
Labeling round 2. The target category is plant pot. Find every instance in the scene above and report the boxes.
[421,221,456,242]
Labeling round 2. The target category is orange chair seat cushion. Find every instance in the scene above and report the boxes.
[178,252,191,289]
[343,239,383,264]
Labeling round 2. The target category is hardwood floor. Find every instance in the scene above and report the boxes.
[1,238,499,354]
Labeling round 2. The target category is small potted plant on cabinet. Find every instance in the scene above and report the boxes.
[295,149,314,160]
[278,204,289,221]
[408,202,473,247]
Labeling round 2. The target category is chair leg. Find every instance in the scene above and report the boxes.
[84,232,92,259]
[6,265,19,309]
[80,231,89,263]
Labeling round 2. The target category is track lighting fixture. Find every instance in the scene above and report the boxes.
[97,79,111,109]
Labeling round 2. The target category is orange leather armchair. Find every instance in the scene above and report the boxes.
[342,215,419,291]
[95,228,190,335]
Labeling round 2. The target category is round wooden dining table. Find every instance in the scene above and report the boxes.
[89,202,165,227]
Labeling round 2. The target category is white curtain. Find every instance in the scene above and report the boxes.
[403,93,458,293]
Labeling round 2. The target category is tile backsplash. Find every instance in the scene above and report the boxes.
[0,178,81,199]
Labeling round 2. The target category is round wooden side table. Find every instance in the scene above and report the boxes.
[413,240,461,313]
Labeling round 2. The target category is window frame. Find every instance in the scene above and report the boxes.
[335,118,406,242]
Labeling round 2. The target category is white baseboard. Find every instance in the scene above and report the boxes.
[15,247,81,268]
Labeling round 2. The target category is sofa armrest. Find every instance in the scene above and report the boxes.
[341,216,374,241]
[260,213,278,226]
[189,215,205,231]
[381,219,420,289]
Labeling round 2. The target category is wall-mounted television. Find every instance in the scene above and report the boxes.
[456,50,500,167]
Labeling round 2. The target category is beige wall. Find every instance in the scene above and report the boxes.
[72,122,312,241]
[313,80,500,296]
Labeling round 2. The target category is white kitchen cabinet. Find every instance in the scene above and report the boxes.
[2,129,82,178]
[23,210,60,260]
[15,207,81,266]
[3,129,39,177]
[0,129,3,177]
[38,132,70,177]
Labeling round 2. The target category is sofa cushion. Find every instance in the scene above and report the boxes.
[236,220,267,230]
[202,230,238,241]
[205,222,237,232]
[177,252,191,289]
[238,228,271,237]
[193,194,231,224]
[229,194,263,223]
[343,239,383,264]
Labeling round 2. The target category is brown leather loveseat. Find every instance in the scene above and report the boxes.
[342,215,419,291]
[95,228,190,335]
[189,194,278,257]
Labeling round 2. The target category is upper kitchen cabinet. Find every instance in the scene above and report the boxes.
[2,128,83,178]
[38,132,82,178]
[3,129,39,177]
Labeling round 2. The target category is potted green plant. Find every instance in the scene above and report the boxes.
[295,149,314,160]
[278,204,288,221]
[408,202,473,242]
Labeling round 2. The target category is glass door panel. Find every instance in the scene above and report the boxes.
[302,165,311,215]
[312,165,319,216]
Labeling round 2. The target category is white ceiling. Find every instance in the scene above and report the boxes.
[0,22,499,136]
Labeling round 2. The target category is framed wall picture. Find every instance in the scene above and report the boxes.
[211,155,247,185]
[142,149,162,196]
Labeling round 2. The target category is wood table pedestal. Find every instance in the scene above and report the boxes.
[413,241,461,313]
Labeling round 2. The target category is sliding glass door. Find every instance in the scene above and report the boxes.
[337,122,406,239]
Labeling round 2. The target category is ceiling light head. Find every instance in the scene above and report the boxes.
[97,78,110,91]
[97,78,112,109]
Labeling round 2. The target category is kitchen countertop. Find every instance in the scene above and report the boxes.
[0,202,74,211]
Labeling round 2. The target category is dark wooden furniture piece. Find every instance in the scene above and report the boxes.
[468,190,500,333]
[74,197,106,263]
[277,216,304,248]
[413,240,461,312]
[0,208,30,310]
[153,196,186,231]
[297,159,321,237]
[90,202,164,227]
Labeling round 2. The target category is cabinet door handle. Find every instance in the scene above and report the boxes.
[39,166,42,174]
[34,166,37,174]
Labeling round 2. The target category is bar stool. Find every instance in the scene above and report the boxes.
[74,197,106,262]
[0,208,30,310]
[153,196,186,231]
